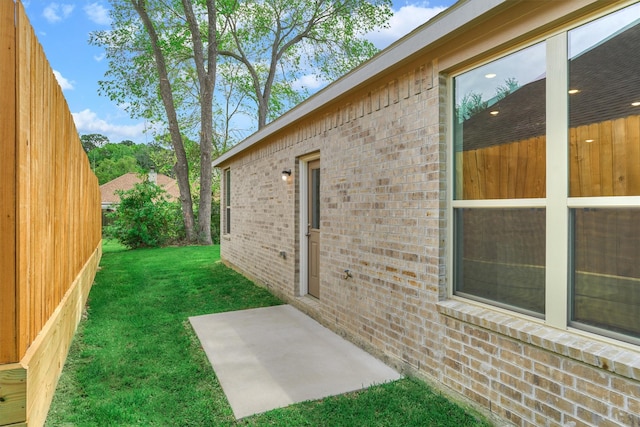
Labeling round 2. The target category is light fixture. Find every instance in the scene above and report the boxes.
[632,101,640,107]
[585,139,595,143]
[490,110,499,116]
[485,73,496,79]
[282,169,291,181]
[568,89,581,94]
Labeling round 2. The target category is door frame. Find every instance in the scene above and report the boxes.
[298,152,320,297]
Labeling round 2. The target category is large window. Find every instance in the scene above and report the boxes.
[453,42,547,317]
[452,3,640,344]
[224,168,231,234]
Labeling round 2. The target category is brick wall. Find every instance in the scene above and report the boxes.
[218,60,640,426]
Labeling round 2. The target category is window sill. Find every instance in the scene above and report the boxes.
[222,235,231,241]
[437,299,640,381]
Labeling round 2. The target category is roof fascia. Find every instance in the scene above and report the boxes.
[212,0,510,167]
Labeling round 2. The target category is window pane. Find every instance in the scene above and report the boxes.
[311,168,320,229]
[455,208,545,315]
[225,169,231,205]
[454,43,546,200]
[568,4,640,197]
[572,208,640,341]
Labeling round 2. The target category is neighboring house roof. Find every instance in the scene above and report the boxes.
[100,172,181,206]
[461,21,640,150]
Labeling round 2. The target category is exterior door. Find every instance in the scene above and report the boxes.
[307,159,320,298]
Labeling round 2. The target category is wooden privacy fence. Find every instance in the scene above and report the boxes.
[1,1,102,426]
[456,114,640,199]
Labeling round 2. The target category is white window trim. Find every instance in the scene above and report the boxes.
[545,32,569,329]
[298,152,320,297]
[224,168,231,235]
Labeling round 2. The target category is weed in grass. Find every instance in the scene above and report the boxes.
[46,244,491,426]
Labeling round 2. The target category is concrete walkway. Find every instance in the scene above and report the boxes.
[189,305,401,419]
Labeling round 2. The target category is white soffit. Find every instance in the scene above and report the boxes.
[213,0,508,167]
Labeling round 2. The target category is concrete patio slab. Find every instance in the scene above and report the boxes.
[189,304,401,419]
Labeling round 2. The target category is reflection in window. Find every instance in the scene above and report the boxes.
[311,168,320,229]
[450,2,640,345]
[454,42,547,200]
[572,209,640,340]
[455,208,546,316]
[568,5,640,197]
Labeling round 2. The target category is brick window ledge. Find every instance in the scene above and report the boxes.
[437,299,640,382]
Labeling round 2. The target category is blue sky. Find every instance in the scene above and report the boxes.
[23,0,456,143]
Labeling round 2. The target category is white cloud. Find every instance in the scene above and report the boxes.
[84,3,111,26]
[366,4,447,49]
[72,109,148,142]
[291,74,328,91]
[94,53,106,62]
[43,3,75,24]
[53,70,74,90]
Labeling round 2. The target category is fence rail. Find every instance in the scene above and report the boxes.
[1,1,101,425]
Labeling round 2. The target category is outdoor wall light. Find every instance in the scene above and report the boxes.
[282,169,292,181]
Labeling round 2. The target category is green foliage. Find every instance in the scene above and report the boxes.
[94,156,139,184]
[217,0,393,128]
[106,180,185,248]
[80,133,109,153]
[92,0,393,141]
[192,191,222,245]
[456,92,489,123]
[456,78,520,122]
[85,137,159,184]
[495,77,519,101]
[90,0,394,244]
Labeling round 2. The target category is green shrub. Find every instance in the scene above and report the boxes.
[210,199,221,244]
[106,180,184,249]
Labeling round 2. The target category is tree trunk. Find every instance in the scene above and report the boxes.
[183,0,216,245]
[132,0,197,242]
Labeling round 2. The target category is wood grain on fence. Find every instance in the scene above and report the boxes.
[0,0,18,364]
[458,115,640,199]
[1,0,101,365]
[570,115,640,197]
[2,3,102,424]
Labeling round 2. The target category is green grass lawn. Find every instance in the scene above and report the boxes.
[45,241,491,426]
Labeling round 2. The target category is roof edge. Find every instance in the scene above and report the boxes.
[212,0,508,167]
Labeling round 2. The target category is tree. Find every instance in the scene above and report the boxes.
[94,0,216,243]
[95,156,139,184]
[495,77,519,101]
[218,0,392,128]
[107,180,184,248]
[81,133,109,153]
[456,92,488,123]
[85,140,159,183]
[91,0,391,244]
